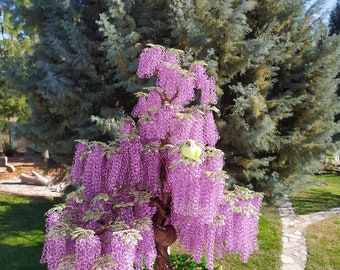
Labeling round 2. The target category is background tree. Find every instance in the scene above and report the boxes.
[8,0,340,198]
[0,2,33,152]
[17,0,254,158]
[218,0,340,197]
[329,0,340,142]
[15,0,125,159]
[329,0,340,35]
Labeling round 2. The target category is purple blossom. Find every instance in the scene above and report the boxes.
[75,234,101,270]
[163,50,179,64]
[106,150,124,193]
[71,143,89,185]
[41,46,263,270]
[190,63,217,106]
[105,232,137,270]
[132,90,162,118]
[136,46,165,78]
[83,145,105,200]
[203,110,220,146]
[141,150,162,196]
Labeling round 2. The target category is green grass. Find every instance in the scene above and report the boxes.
[0,193,60,270]
[290,174,340,269]
[290,174,340,215]
[305,215,340,270]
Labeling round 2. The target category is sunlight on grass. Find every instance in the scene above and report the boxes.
[1,230,45,246]
[290,174,340,215]
[0,193,59,270]
[0,195,32,207]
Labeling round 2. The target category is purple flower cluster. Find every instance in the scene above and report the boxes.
[75,234,101,269]
[133,45,221,148]
[189,63,217,106]
[41,191,157,269]
[169,188,263,269]
[71,143,89,185]
[215,188,263,263]
[40,211,66,269]
[167,153,225,224]
[101,231,137,270]
[41,45,263,270]
[136,46,165,78]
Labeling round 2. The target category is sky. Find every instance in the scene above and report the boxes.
[314,0,337,22]
[324,0,337,11]
[324,0,337,14]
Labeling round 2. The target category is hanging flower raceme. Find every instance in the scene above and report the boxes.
[136,45,165,78]
[189,63,217,106]
[215,187,264,263]
[71,143,89,185]
[41,45,263,270]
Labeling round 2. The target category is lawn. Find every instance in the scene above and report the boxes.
[305,215,340,270]
[0,193,59,270]
[290,174,340,270]
[290,174,340,215]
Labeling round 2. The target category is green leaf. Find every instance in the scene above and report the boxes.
[92,255,116,270]
[48,222,72,239]
[57,254,76,270]
[70,227,95,240]
[45,203,66,216]
[91,193,111,203]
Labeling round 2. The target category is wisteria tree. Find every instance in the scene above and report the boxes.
[41,45,263,270]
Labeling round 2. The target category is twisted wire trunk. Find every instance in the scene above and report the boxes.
[151,135,177,269]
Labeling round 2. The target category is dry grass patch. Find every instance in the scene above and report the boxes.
[305,215,340,270]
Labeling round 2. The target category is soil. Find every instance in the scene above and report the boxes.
[0,154,67,197]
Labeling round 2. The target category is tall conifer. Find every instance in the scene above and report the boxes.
[19,1,125,155]
[219,0,340,197]
[329,0,340,35]
[11,0,340,197]
[0,1,34,149]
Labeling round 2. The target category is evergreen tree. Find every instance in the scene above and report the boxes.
[19,0,254,158]
[219,0,340,197]
[0,2,33,150]
[329,0,340,35]
[18,0,129,157]
[329,0,340,141]
[12,0,340,198]
[97,0,340,198]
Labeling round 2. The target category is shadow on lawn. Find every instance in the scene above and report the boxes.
[0,194,61,270]
[292,190,340,215]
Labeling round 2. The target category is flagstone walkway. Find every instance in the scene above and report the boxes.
[277,195,340,270]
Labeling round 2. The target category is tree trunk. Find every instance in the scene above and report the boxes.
[151,142,177,270]
[151,193,176,270]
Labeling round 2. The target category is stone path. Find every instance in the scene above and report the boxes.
[277,195,340,270]
[0,177,63,197]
